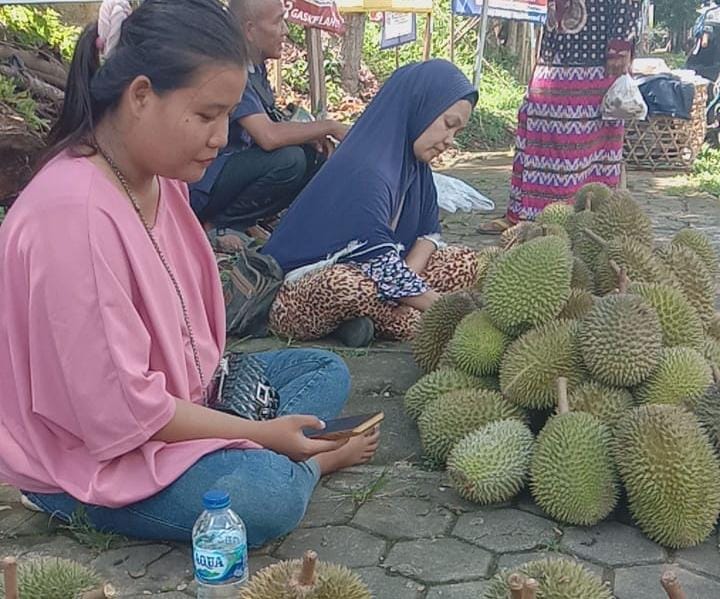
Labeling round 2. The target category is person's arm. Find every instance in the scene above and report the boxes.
[607,0,641,76]
[240,113,348,152]
[398,289,441,312]
[151,400,344,462]
[405,238,438,274]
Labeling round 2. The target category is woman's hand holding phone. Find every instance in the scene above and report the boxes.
[255,415,346,462]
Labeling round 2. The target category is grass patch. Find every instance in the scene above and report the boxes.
[58,507,126,552]
[668,145,720,198]
[339,467,391,508]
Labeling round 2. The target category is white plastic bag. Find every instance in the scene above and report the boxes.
[602,74,648,120]
[432,173,495,213]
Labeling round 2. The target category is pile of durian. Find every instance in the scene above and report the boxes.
[408,183,720,550]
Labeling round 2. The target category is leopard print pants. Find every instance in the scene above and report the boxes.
[269,245,479,342]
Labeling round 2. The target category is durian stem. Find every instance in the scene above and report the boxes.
[508,573,525,599]
[2,557,18,599]
[299,550,318,587]
[581,228,607,248]
[661,570,687,599]
[609,261,630,293]
[557,377,570,415]
[586,194,593,211]
[522,578,539,599]
[712,365,720,384]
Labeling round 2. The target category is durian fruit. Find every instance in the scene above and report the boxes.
[404,368,483,420]
[634,347,713,407]
[418,388,524,465]
[0,557,101,599]
[483,558,613,599]
[446,310,510,377]
[593,236,675,295]
[240,550,371,599]
[615,405,720,548]
[705,337,720,369]
[530,378,618,526]
[657,244,716,324]
[571,257,594,290]
[590,191,653,247]
[447,419,534,505]
[672,228,719,278]
[579,293,663,387]
[627,282,704,351]
[694,379,720,451]
[568,209,602,268]
[476,246,504,290]
[574,182,613,213]
[484,236,573,335]
[537,202,574,229]
[706,313,720,342]
[412,291,478,373]
[500,320,584,409]
[558,288,595,321]
[568,380,635,428]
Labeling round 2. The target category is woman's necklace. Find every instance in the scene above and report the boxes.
[95,144,209,402]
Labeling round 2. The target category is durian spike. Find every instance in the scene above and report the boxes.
[508,572,525,599]
[522,577,539,599]
[557,377,570,415]
[661,570,687,599]
[298,550,318,587]
[2,557,18,599]
[581,228,608,248]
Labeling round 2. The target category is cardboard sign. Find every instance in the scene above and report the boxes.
[452,0,548,23]
[380,12,417,49]
[285,0,346,34]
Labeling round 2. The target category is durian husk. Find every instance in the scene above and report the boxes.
[671,228,719,279]
[240,551,372,599]
[483,558,613,599]
[615,405,720,548]
[411,291,478,373]
[0,557,101,599]
[574,182,613,213]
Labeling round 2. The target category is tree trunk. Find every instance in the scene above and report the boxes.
[340,13,366,96]
[507,21,519,54]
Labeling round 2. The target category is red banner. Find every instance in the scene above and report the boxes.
[285,0,346,35]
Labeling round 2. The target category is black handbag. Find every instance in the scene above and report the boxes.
[209,352,280,421]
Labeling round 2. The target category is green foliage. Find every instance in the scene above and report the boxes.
[0,6,80,62]
[0,74,48,132]
[690,145,720,197]
[653,0,697,38]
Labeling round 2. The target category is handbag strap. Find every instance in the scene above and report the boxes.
[248,66,288,123]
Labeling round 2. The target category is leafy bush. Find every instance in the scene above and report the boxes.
[690,145,720,197]
[0,74,48,132]
[0,6,80,61]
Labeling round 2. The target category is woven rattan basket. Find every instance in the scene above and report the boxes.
[623,82,707,171]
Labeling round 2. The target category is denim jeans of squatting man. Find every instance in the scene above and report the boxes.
[25,349,350,548]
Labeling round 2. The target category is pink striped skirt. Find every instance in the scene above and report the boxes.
[506,65,623,223]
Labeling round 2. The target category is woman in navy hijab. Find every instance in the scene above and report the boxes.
[262,59,480,346]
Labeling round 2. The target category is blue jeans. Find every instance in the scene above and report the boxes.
[25,349,349,548]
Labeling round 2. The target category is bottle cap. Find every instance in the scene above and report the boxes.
[202,490,231,510]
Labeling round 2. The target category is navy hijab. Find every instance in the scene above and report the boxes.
[261,59,478,275]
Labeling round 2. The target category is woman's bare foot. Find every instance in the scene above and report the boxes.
[313,427,380,475]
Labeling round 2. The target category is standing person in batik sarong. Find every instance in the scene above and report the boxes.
[478,0,642,234]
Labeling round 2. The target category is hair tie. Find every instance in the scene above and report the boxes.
[97,0,132,63]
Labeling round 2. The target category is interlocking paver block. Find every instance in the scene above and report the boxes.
[453,508,556,553]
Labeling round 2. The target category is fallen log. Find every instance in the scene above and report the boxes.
[0,41,68,89]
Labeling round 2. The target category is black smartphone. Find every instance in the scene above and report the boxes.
[304,412,384,441]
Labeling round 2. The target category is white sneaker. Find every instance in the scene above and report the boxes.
[20,494,43,513]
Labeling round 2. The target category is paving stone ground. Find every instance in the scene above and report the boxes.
[2,154,719,598]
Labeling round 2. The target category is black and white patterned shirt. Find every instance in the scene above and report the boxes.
[541,0,641,67]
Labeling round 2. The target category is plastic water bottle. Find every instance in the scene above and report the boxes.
[192,490,248,598]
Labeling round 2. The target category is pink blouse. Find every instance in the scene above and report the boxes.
[0,153,259,508]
